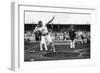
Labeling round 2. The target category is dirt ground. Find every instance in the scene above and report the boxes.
[24,41,90,61]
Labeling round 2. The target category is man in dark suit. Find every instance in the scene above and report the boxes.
[69,25,76,48]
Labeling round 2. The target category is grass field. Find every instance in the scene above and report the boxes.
[24,41,90,61]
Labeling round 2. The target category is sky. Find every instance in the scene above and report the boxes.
[25,11,91,24]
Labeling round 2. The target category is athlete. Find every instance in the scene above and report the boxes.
[33,16,55,52]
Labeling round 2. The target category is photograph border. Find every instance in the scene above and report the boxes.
[11,2,97,71]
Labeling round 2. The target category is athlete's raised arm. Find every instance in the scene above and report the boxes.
[46,16,55,25]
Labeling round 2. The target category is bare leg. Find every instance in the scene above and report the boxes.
[40,42,43,51]
[44,42,48,51]
[50,43,55,52]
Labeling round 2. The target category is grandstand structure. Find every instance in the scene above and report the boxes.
[24,24,90,45]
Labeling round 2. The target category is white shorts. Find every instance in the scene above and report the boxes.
[41,34,52,45]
